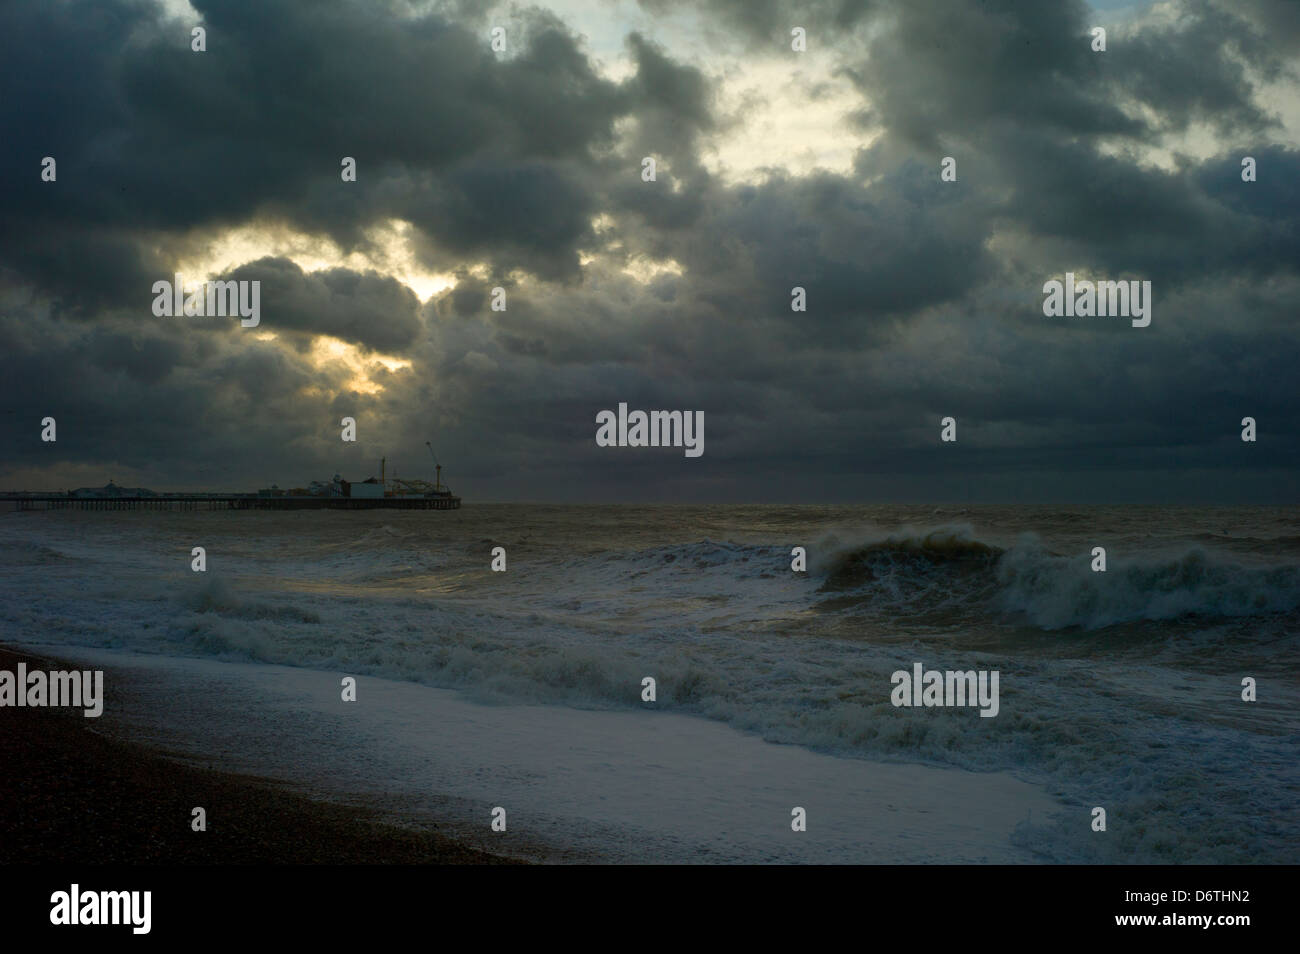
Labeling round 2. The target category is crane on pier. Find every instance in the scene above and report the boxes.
[376,442,451,498]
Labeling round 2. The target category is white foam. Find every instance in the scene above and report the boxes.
[25,645,1060,864]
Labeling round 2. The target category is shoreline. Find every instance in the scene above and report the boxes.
[0,646,522,865]
[2,643,1066,864]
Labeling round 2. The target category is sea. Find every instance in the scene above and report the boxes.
[2,504,1297,863]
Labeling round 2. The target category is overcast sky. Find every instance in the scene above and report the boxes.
[1,0,1297,503]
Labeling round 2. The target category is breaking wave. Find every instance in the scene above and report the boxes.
[994,537,1300,629]
[810,525,1300,630]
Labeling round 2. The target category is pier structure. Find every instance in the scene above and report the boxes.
[0,494,460,512]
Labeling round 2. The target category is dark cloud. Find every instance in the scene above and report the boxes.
[845,0,1284,154]
[637,0,877,46]
[1213,0,1300,54]
[224,258,423,352]
[0,0,1297,503]
[0,0,632,300]
[405,159,599,281]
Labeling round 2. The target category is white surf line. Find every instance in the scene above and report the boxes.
[20,644,1061,864]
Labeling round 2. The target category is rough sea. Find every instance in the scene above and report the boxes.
[2,504,1297,863]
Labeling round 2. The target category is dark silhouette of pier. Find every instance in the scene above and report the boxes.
[0,494,460,512]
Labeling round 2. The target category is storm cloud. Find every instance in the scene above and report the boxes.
[1,0,1296,502]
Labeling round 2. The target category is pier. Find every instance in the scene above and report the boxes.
[0,494,460,512]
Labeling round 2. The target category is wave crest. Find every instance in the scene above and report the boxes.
[810,525,1300,630]
[996,537,1300,630]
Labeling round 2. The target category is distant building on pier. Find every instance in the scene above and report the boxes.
[70,481,157,499]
